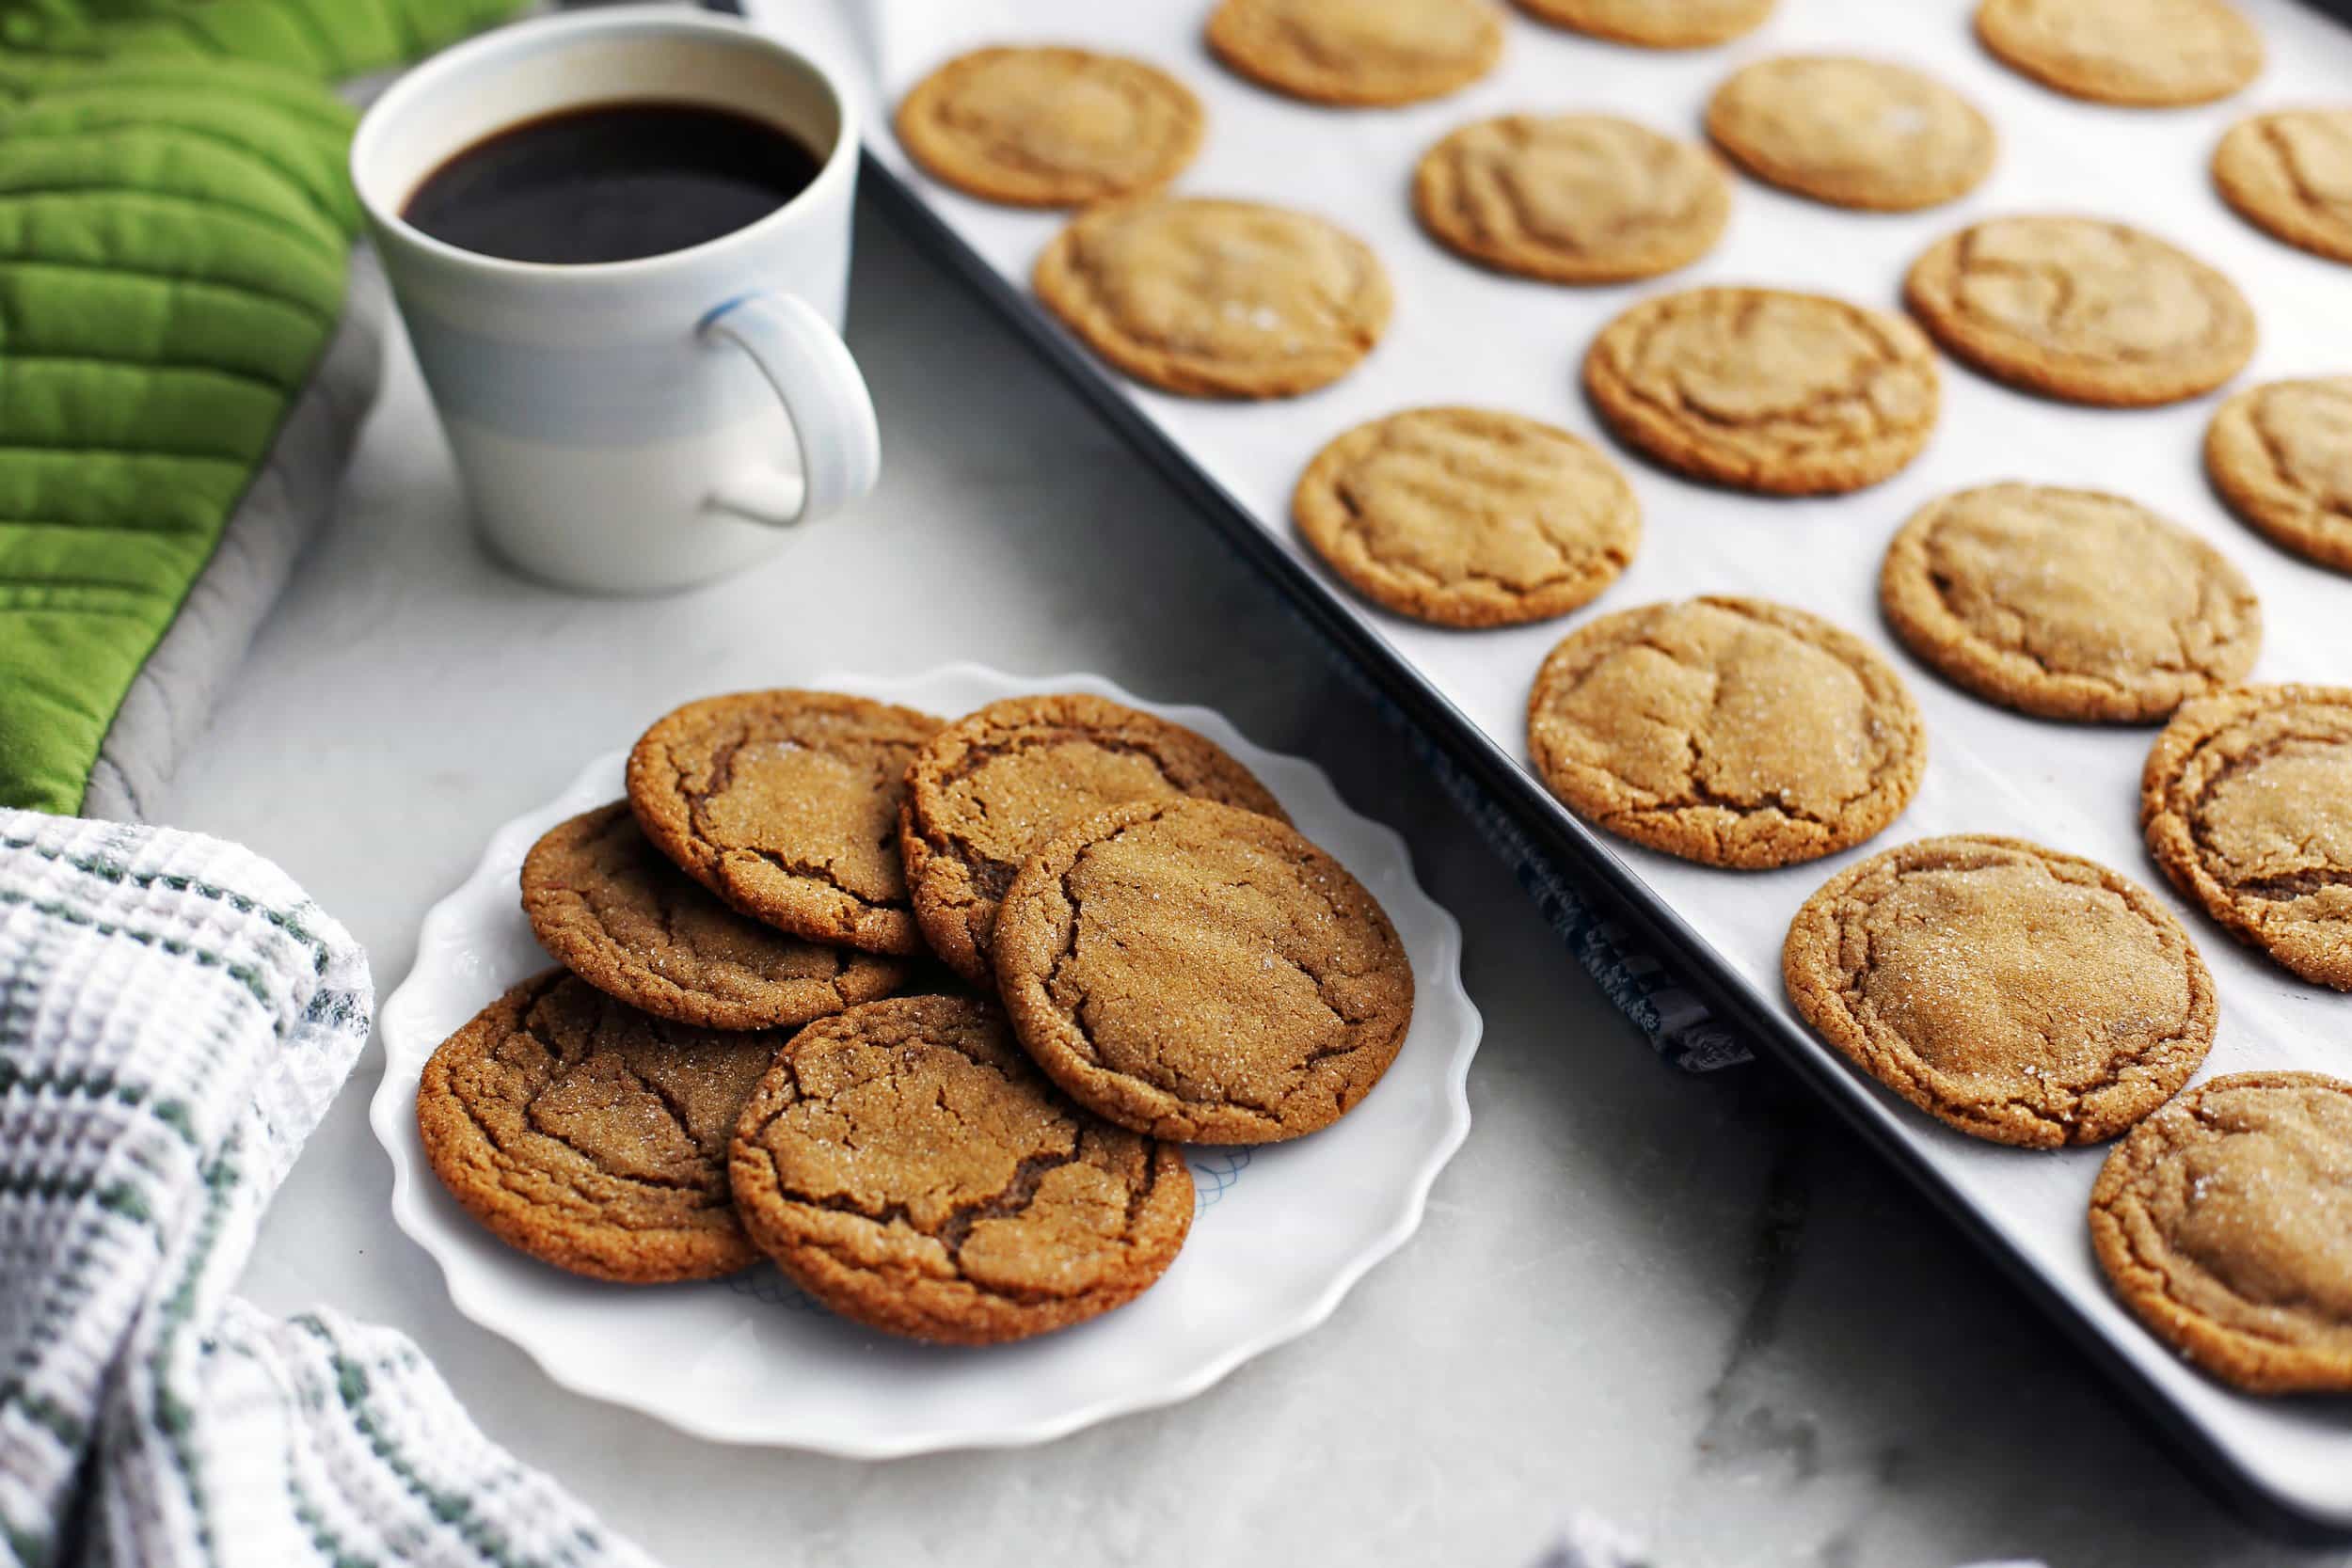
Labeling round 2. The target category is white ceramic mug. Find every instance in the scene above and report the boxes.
[352,7,879,594]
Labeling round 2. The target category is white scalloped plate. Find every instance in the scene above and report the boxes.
[372,666,1478,1456]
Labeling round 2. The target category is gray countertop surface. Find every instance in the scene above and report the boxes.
[161,201,2344,1568]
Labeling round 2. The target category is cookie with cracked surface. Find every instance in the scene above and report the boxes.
[2091,1071,2352,1394]
[728,994,1193,1343]
[895,47,1202,209]
[1975,0,2261,107]
[522,802,906,1031]
[1705,56,1994,213]
[1784,835,2217,1148]
[417,971,776,1282]
[2206,377,2352,573]
[1880,483,2262,723]
[1413,115,1730,285]
[1514,0,1773,48]
[1033,197,1391,399]
[2214,109,2352,266]
[900,694,1288,985]
[993,797,1415,1145]
[1205,0,1502,107]
[2141,685,2352,990]
[1293,406,1640,627]
[1526,596,1925,869]
[1904,215,2257,407]
[1582,287,1939,495]
[627,690,944,957]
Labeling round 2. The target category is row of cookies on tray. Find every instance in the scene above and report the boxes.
[892,23,2352,579]
[903,0,2308,202]
[418,690,1413,1343]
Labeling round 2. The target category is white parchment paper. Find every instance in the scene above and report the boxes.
[752,0,2352,1524]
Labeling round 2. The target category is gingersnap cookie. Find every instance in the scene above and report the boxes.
[1704,56,1995,213]
[1904,215,2257,407]
[895,47,1203,209]
[1784,836,2217,1148]
[522,802,906,1032]
[1975,0,2262,107]
[901,694,1287,985]
[627,689,943,957]
[729,994,1193,1344]
[1526,596,1924,869]
[994,798,1415,1144]
[1880,484,2262,723]
[417,972,776,1282]
[2141,685,2352,990]
[1293,407,1640,628]
[2091,1071,2352,1395]
[1584,288,1938,495]
[1205,0,1503,107]
[2216,109,2352,267]
[1412,115,1731,286]
[1034,197,1391,400]
[1514,0,1773,49]
[2206,377,2352,573]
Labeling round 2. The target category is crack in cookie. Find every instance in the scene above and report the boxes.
[1033,197,1391,400]
[1783,835,2216,1148]
[1413,114,1730,284]
[901,694,1286,984]
[627,689,943,956]
[895,46,1202,208]
[994,797,1414,1144]
[1975,0,2261,107]
[1294,405,1640,627]
[2142,685,2352,990]
[1527,596,1925,868]
[2205,376,2352,574]
[523,801,906,1030]
[1583,287,1939,494]
[2091,1071,2352,1393]
[2214,109,2352,265]
[1905,215,2256,406]
[1705,55,1994,213]
[1206,0,1503,107]
[728,994,1192,1342]
[417,972,780,1282]
[1880,483,2261,722]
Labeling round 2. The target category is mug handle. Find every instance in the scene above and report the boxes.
[698,292,881,527]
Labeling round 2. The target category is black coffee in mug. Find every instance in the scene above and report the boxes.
[402,102,823,265]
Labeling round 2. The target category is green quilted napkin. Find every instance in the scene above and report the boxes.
[0,0,524,816]
[0,0,519,80]
[0,56,353,814]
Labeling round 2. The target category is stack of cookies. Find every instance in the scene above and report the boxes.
[418,689,1414,1344]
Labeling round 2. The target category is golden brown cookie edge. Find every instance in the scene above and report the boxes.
[1291,405,1641,627]
[894,45,1205,209]
[416,971,761,1284]
[1876,484,2263,723]
[993,797,1415,1145]
[1781,834,2217,1148]
[726,994,1196,1343]
[2140,685,2352,990]
[1526,595,1927,868]
[2090,1070,2352,1394]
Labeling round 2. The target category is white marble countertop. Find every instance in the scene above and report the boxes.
[157,203,2342,1568]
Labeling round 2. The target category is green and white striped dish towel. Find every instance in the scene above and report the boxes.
[0,807,654,1568]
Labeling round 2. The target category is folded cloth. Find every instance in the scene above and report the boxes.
[0,808,654,1568]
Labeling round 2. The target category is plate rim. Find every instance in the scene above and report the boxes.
[369,662,1481,1457]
